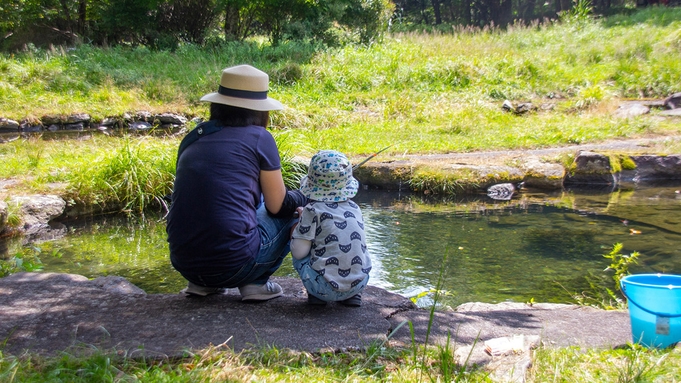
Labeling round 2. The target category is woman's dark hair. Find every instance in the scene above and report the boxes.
[210,103,269,127]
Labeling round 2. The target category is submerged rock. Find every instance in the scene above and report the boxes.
[486,182,525,200]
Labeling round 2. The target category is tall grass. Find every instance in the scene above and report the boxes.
[63,136,177,213]
[0,131,306,214]
[1,8,680,210]
[1,7,680,158]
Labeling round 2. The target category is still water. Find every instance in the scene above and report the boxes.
[3,185,681,306]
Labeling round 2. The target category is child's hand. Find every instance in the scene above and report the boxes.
[290,207,304,238]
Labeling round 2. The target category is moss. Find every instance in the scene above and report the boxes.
[607,153,638,173]
[608,155,622,173]
[620,155,637,170]
[410,167,479,195]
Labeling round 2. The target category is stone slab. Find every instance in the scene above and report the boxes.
[0,272,633,361]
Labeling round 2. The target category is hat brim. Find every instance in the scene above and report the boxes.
[300,176,359,202]
[200,92,284,111]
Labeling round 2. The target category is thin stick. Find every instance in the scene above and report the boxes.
[352,145,392,170]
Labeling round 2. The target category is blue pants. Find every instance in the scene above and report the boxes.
[293,256,369,302]
[185,203,297,288]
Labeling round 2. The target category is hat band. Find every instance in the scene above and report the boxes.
[218,85,268,100]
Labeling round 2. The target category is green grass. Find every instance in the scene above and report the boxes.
[0,130,305,214]
[2,342,681,382]
[1,8,679,207]
[1,7,680,160]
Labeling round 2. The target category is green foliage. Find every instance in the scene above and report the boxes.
[0,8,680,208]
[0,0,392,51]
[61,136,176,214]
[532,344,680,382]
[273,130,307,190]
[410,168,478,196]
[571,243,639,310]
[560,0,594,25]
[4,199,22,228]
[603,242,640,292]
[0,245,45,277]
[0,132,306,215]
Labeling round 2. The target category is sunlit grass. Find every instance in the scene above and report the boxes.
[2,342,681,383]
[0,131,305,214]
[530,344,681,382]
[1,8,680,158]
[0,8,680,208]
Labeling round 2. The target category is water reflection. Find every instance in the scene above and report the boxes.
[2,185,680,306]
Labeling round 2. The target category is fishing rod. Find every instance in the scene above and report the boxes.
[352,145,392,170]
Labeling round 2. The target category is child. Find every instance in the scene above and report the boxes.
[290,150,371,306]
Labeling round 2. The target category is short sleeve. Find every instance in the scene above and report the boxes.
[257,129,281,171]
[292,205,317,241]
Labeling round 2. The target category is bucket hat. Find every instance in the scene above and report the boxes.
[300,150,359,202]
[200,64,283,111]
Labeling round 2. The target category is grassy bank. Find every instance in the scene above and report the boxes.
[1,7,680,210]
[1,7,680,159]
[2,341,681,382]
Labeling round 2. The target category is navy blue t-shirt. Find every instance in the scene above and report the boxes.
[167,123,281,275]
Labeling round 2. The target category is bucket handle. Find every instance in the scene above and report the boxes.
[622,284,681,318]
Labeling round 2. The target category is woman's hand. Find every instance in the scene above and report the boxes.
[290,207,304,238]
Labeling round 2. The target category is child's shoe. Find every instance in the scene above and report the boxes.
[340,294,362,307]
[307,294,327,306]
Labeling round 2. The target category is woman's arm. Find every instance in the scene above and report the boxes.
[260,169,308,217]
[260,169,287,214]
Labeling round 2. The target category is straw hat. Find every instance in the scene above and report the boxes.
[300,150,359,202]
[200,64,283,111]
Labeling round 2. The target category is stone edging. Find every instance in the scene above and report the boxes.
[0,112,195,139]
[354,148,681,195]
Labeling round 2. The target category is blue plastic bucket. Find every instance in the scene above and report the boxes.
[620,274,681,348]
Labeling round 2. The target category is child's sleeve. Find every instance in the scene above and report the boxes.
[291,206,316,241]
[290,205,316,259]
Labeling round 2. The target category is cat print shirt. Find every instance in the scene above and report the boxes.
[292,200,371,292]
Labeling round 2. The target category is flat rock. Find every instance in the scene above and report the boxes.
[0,272,632,362]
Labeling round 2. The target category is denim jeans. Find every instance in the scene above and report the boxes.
[292,256,369,302]
[184,202,297,288]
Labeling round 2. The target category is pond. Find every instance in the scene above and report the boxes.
[2,185,681,307]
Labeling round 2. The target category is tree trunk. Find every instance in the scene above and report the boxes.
[78,0,86,35]
[499,0,512,26]
[58,0,74,33]
[463,0,472,25]
[224,2,240,41]
[487,0,500,26]
[431,0,442,24]
[521,0,536,22]
[557,0,572,13]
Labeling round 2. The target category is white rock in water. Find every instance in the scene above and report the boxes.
[487,182,524,200]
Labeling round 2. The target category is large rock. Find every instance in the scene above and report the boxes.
[564,151,616,186]
[621,155,681,183]
[664,92,681,109]
[0,118,20,132]
[614,102,650,118]
[8,195,66,237]
[0,273,400,357]
[520,156,565,190]
[0,272,632,361]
